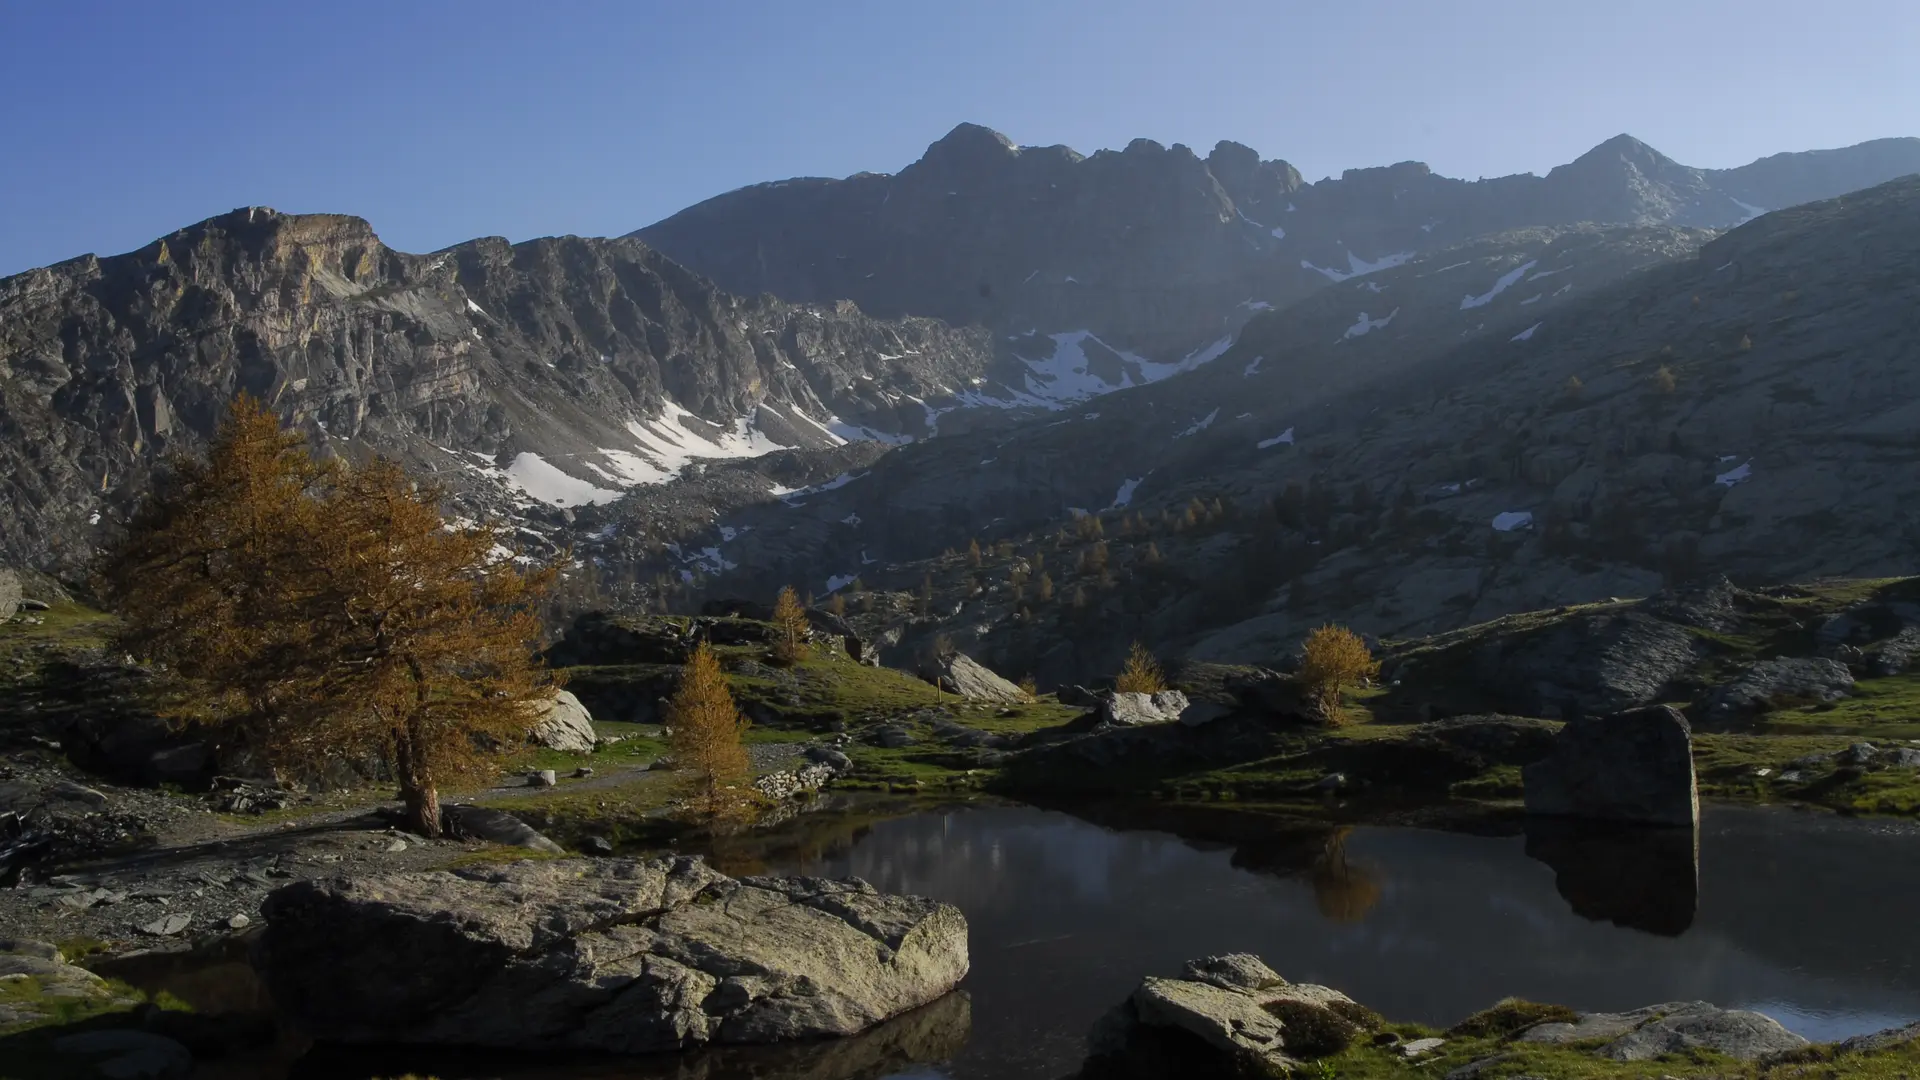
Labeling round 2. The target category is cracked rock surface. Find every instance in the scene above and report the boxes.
[255,855,969,1052]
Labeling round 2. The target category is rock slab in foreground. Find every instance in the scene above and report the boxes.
[255,856,968,1053]
[1523,704,1698,826]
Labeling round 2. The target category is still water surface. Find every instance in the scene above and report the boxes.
[136,800,1920,1079]
[767,801,1920,1079]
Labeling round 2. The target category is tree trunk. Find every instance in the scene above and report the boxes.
[401,779,441,839]
[392,728,442,838]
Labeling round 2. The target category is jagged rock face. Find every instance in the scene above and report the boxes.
[0,208,998,569]
[638,124,1920,365]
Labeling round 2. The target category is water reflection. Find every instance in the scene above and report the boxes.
[1523,818,1698,936]
[288,991,971,1080]
[1311,827,1383,923]
[93,799,1920,1080]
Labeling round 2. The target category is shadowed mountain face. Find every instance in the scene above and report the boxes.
[656,174,1920,682]
[637,125,1920,367]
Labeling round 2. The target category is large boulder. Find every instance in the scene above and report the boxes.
[1098,690,1191,726]
[255,857,968,1053]
[922,652,1027,703]
[1079,954,1364,1077]
[1705,656,1854,717]
[1520,1001,1807,1060]
[1522,705,1698,826]
[527,689,597,753]
[0,568,20,621]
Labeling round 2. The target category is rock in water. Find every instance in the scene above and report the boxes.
[254,857,969,1052]
[1522,705,1698,826]
[1098,691,1191,727]
[528,689,598,753]
[924,652,1027,703]
[1080,952,1361,1075]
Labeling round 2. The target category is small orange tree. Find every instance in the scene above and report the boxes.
[1114,641,1166,693]
[668,640,755,820]
[770,585,810,664]
[1298,624,1379,723]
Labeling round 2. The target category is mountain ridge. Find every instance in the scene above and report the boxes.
[636,125,1920,368]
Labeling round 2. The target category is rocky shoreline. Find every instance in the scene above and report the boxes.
[1077,952,1918,1080]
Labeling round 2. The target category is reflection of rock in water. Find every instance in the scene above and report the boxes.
[1039,801,1389,923]
[290,989,972,1080]
[1523,818,1698,936]
[1311,828,1383,923]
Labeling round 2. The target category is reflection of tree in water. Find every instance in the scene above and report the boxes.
[1311,827,1382,922]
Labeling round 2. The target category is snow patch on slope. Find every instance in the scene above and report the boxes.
[1175,409,1220,438]
[1303,250,1415,283]
[1007,330,1235,408]
[503,453,622,508]
[1341,309,1399,341]
[1460,261,1539,310]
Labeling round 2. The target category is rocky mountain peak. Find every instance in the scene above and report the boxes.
[917,122,1020,172]
[1559,133,1681,177]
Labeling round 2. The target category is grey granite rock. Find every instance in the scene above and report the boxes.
[528,690,597,754]
[1098,691,1191,727]
[255,856,968,1052]
[923,652,1027,703]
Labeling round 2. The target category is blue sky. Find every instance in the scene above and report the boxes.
[1,0,1914,276]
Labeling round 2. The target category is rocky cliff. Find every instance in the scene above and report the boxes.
[0,208,1003,568]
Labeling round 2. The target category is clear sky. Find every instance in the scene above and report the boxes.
[1,0,1914,277]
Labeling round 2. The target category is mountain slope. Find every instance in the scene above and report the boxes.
[672,175,1920,683]
[637,127,1920,372]
[0,208,1004,568]
[641,222,1709,599]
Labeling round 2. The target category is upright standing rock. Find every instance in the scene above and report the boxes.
[1523,705,1698,826]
